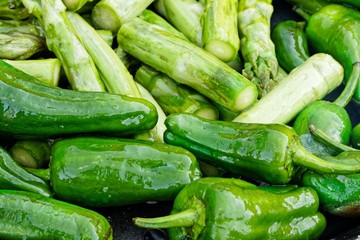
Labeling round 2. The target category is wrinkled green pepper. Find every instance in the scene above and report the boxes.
[134,177,326,240]
[0,190,113,239]
[271,20,310,73]
[0,145,52,197]
[48,136,202,207]
[163,113,360,184]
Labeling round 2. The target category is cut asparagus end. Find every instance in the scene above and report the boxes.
[133,209,198,229]
[193,106,219,120]
[204,39,237,63]
[91,3,120,32]
[232,84,258,112]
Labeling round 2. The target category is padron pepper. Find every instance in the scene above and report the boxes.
[271,20,310,73]
[294,125,360,217]
[134,177,326,240]
[163,113,360,184]
[0,145,52,197]
[0,190,113,239]
[44,136,202,207]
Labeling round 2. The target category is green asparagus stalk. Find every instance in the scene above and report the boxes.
[238,0,280,98]
[67,11,140,97]
[135,65,219,120]
[152,0,167,18]
[114,46,140,75]
[39,0,105,92]
[62,0,92,12]
[91,0,154,33]
[20,0,43,22]
[0,18,46,59]
[161,0,204,46]
[4,58,61,86]
[67,11,166,142]
[201,0,240,62]
[134,83,166,143]
[138,9,187,40]
[95,29,113,47]
[9,140,52,168]
[0,0,30,19]
[232,53,344,124]
[118,17,258,112]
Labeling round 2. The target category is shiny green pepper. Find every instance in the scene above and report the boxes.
[163,113,360,184]
[0,190,113,239]
[351,122,360,149]
[293,100,352,156]
[271,20,310,73]
[134,177,327,240]
[296,168,360,217]
[48,136,202,207]
[0,145,52,197]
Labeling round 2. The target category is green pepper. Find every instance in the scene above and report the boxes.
[133,177,326,240]
[296,124,360,217]
[293,100,352,156]
[271,20,310,73]
[163,113,360,184]
[324,0,360,9]
[47,136,202,207]
[0,189,113,239]
[351,122,360,149]
[295,168,360,217]
[0,145,52,197]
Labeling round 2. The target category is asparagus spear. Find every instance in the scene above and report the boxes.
[232,53,344,124]
[0,0,30,20]
[135,65,219,120]
[202,0,240,62]
[238,0,280,98]
[161,0,204,46]
[4,58,61,86]
[0,19,46,59]
[91,0,154,33]
[67,11,140,97]
[118,17,258,112]
[39,0,105,92]
[67,11,166,142]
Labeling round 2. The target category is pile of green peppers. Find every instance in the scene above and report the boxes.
[1,0,360,240]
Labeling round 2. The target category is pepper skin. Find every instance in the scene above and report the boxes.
[292,100,352,156]
[271,20,310,73]
[50,136,202,207]
[0,145,52,197]
[163,113,360,184]
[134,177,326,240]
[296,168,360,217]
[0,190,113,239]
[351,122,360,149]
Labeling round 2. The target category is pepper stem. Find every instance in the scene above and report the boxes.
[309,125,358,154]
[293,143,360,174]
[333,62,360,107]
[133,209,198,229]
